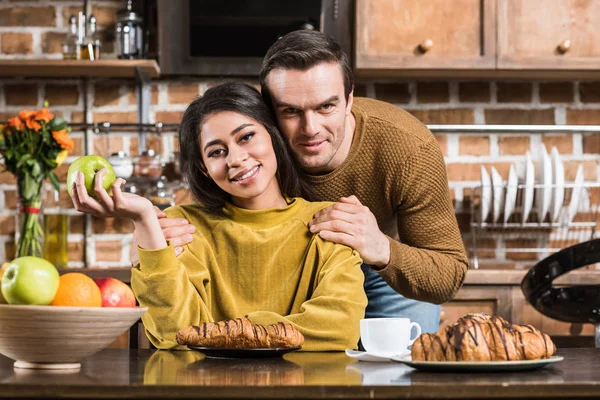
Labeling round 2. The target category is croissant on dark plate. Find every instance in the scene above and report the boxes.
[176,317,304,349]
[411,313,556,361]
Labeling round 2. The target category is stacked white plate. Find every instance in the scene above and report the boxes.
[479,146,583,224]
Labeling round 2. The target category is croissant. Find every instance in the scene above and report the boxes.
[411,313,556,361]
[176,317,304,349]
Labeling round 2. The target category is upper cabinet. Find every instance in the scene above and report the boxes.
[355,0,496,71]
[498,0,600,69]
[355,0,600,78]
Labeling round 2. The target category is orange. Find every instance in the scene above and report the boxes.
[51,272,102,307]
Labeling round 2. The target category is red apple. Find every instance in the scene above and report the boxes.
[93,277,136,308]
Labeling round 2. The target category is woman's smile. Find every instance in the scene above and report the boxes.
[230,165,261,184]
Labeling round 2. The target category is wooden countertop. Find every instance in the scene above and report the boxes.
[0,348,597,399]
[67,267,600,286]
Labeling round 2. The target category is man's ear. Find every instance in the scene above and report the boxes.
[345,89,354,115]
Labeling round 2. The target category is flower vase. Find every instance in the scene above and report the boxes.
[15,174,45,258]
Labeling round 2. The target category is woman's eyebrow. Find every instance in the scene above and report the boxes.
[203,123,254,151]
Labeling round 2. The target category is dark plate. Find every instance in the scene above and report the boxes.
[188,346,301,359]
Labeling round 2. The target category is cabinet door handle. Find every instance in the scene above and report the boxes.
[418,39,434,53]
[557,39,571,54]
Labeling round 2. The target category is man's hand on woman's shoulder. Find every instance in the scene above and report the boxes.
[129,206,195,266]
[308,196,391,268]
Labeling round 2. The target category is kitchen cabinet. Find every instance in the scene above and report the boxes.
[355,0,600,79]
[498,0,600,69]
[355,0,496,71]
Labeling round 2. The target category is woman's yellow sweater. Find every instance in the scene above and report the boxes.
[131,198,367,351]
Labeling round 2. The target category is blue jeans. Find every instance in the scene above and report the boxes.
[361,263,441,334]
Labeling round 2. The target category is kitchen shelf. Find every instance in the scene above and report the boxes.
[0,59,160,78]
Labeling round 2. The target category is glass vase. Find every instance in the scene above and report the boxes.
[15,174,45,258]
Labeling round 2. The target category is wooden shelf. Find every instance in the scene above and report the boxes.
[0,59,160,78]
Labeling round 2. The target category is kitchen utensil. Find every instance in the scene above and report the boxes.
[490,166,504,224]
[503,164,518,224]
[480,166,492,223]
[522,152,535,223]
[536,145,553,222]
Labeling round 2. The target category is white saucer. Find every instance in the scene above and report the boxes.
[345,349,411,363]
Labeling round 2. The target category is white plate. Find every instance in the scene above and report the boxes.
[345,349,409,363]
[390,355,564,372]
[490,166,504,224]
[480,166,492,223]
[567,164,585,224]
[536,145,553,222]
[522,152,535,223]
[503,164,518,223]
[550,147,565,222]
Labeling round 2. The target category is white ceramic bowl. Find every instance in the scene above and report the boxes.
[0,304,147,369]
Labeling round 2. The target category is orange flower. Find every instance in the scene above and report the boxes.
[25,118,42,131]
[18,110,35,121]
[35,108,54,124]
[8,116,24,130]
[52,129,74,151]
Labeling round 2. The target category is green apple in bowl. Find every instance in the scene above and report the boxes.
[67,155,116,199]
[1,257,59,305]
[0,263,10,304]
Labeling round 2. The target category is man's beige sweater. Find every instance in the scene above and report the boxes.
[301,97,468,304]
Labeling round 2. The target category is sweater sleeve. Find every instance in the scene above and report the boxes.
[377,138,468,304]
[246,241,367,351]
[131,227,213,350]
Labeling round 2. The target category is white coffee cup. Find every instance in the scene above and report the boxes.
[360,318,421,357]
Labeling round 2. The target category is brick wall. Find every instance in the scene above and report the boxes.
[1,1,600,269]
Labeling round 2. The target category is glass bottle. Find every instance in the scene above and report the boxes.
[61,15,79,60]
[150,177,175,211]
[87,15,101,60]
[77,12,92,61]
[43,190,69,269]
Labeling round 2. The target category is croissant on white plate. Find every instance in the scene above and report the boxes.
[411,313,556,361]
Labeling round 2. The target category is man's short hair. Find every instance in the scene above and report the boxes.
[259,30,354,107]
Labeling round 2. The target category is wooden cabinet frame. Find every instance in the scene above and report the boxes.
[355,0,496,71]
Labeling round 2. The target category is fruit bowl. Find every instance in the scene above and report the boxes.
[0,304,147,370]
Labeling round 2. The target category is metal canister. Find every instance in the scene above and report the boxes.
[115,0,144,59]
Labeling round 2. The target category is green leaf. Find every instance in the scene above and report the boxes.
[17,154,31,168]
[31,162,41,177]
[23,173,36,199]
[49,171,60,191]
[50,117,67,131]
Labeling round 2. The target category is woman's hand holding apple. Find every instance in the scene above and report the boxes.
[71,167,154,222]
[71,168,168,251]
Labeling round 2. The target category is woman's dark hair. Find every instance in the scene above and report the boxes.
[259,30,354,108]
[179,81,308,213]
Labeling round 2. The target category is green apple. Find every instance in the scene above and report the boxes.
[1,257,59,305]
[0,263,9,304]
[67,155,116,199]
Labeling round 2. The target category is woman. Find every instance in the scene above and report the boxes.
[71,82,367,351]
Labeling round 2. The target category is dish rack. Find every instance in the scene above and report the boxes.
[469,181,600,269]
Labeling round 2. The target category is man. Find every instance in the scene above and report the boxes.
[133,30,468,334]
